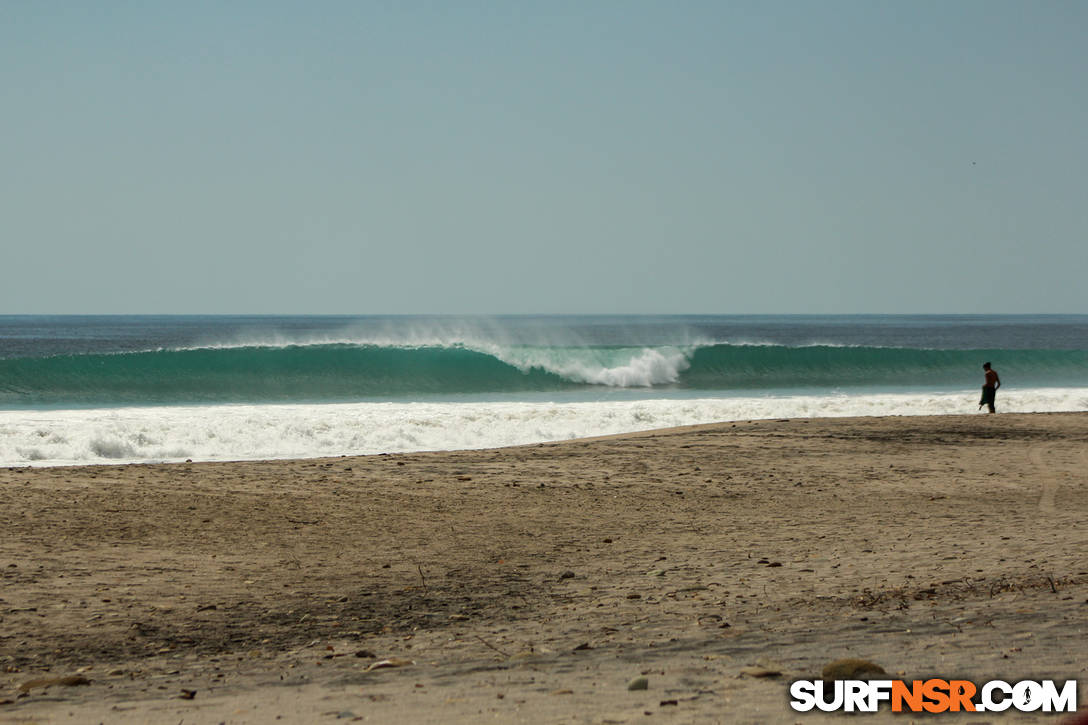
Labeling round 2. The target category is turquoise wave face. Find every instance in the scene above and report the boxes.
[0,343,1085,406]
[0,345,570,406]
[683,345,1088,389]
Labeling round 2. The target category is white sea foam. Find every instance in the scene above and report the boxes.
[488,345,693,387]
[1,388,1085,468]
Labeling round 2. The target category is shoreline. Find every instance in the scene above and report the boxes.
[3,390,1087,468]
[1,412,1086,723]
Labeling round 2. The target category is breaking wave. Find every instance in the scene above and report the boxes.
[0,342,1084,406]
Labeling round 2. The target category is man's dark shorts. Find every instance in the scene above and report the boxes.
[980,386,996,407]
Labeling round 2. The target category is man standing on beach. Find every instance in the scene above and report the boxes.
[979,362,1000,413]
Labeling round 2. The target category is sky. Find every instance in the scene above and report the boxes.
[2,1,1086,315]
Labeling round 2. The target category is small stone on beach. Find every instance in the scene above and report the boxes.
[627,676,649,691]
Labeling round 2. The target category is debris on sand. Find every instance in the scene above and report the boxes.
[17,675,91,693]
[365,658,415,671]
[739,666,782,678]
[821,658,887,680]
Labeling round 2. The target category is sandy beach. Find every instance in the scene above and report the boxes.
[1,412,1085,724]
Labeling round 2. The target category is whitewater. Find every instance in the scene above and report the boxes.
[2,389,1086,467]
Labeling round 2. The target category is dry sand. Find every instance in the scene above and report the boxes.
[1,412,1086,724]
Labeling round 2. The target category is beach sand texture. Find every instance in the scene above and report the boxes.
[1,413,1085,723]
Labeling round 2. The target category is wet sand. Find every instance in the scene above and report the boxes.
[1,413,1086,723]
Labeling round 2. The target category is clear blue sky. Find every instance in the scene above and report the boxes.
[3,1,1086,314]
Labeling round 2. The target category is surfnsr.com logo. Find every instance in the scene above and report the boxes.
[790,678,1078,713]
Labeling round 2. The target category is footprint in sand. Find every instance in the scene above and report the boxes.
[1027,445,1087,514]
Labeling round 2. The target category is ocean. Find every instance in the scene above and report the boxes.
[1,314,1086,467]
